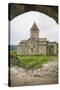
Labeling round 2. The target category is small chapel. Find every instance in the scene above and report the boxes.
[17,22,58,55]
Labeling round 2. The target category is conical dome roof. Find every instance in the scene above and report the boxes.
[31,22,39,30]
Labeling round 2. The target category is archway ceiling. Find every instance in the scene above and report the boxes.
[8,3,58,23]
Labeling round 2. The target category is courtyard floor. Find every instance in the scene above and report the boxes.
[9,59,58,87]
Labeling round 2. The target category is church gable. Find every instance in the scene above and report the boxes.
[31,22,39,30]
[30,22,39,39]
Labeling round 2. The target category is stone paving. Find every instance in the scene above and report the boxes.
[10,60,58,86]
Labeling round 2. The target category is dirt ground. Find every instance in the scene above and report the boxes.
[9,60,58,87]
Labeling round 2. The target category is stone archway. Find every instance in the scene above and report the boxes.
[49,45,54,55]
[8,3,58,23]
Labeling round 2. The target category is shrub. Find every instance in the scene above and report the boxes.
[10,51,16,58]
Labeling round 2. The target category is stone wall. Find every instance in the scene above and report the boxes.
[38,45,46,55]
[48,42,58,55]
[27,39,38,55]
[17,43,28,55]
[17,42,58,55]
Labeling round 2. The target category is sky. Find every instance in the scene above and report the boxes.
[10,11,58,45]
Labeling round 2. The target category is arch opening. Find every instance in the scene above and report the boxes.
[10,11,58,45]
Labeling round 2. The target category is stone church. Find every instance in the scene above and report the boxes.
[17,22,58,55]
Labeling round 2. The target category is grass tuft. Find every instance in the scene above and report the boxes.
[10,51,57,69]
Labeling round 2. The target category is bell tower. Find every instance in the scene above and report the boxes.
[30,22,39,39]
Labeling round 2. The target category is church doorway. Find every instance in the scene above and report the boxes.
[49,46,54,55]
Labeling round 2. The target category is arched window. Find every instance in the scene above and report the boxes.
[31,48,33,52]
[49,45,54,54]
